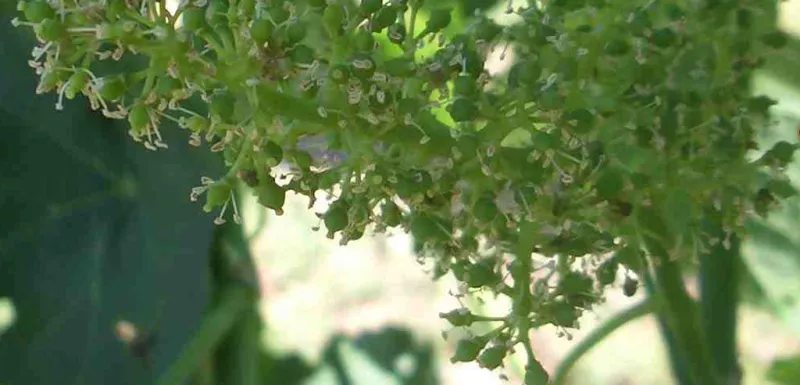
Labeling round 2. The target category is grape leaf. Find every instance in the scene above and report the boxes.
[0,15,223,385]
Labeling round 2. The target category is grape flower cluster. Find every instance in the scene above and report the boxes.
[12,0,798,381]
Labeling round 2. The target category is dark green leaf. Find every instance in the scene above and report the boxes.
[0,17,223,385]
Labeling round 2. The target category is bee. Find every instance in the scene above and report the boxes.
[115,320,157,367]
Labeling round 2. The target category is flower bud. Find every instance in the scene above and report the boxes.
[22,0,55,23]
[204,181,232,212]
[477,345,507,370]
[439,308,475,327]
[451,336,487,363]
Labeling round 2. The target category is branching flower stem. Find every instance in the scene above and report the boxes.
[514,220,549,385]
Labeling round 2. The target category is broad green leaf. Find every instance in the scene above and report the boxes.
[0,14,223,385]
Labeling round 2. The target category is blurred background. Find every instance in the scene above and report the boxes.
[2,1,800,384]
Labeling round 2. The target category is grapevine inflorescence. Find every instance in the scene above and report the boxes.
[12,0,798,382]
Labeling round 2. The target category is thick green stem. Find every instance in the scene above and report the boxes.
[552,298,657,385]
[405,4,420,58]
[210,193,263,385]
[515,221,550,385]
[636,206,720,385]
[645,244,720,385]
[214,306,262,385]
[699,220,741,384]
[642,269,694,385]
[155,285,253,385]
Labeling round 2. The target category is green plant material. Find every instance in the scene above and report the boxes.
[552,298,657,385]
[477,345,507,370]
[439,308,475,327]
[156,285,254,385]
[699,220,741,383]
[741,66,800,337]
[640,268,694,385]
[369,5,398,33]
[285,21,308,47]
[741,213,800,336]
[7,0,797,382]
[360,0,383,16]
[417,9,451,38]
[250,18,274,45]
[128,104,150,131]
[381,200,403,227]
[37,17,65,41]
[451,335,487,363]
[595,258,618,286]
[324,200,350,237]
[212,306,260,385]
[21,0,54,23]
[255,177,286,215]
[351,327,438,385]
[515,221,550,384]
[204,180,232,212]
[318,328,438,385]
[388,22,406,45]
[211,221,262,385]
[323,4,345,38]
[642,223,720,385]
[448,98,477,122]
[95,75,127,101]
[0,16,223,385]
[767,354,800,385]
[64,70,90,99]
[210,92,236,122]
[182,6,207,32]
[354,29,376,52]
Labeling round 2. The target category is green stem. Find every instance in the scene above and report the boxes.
[140,72,156,98]
[187,358,216,385]
[155,286,254,385]
[698,219,741,384]
[515,221,550,385]
[552,298,658,385]
[223,136,253,181]
[124,8,156,28]
[206,208,262,385]
[642,269,694,385]
[634,205,720,385]
[246,206,268,241]
[214,306,261,385]
[218,29,236,54]
[645,247,720,384]
[157,0,170,24]
[198,32,228,58]
[405,5,420,58]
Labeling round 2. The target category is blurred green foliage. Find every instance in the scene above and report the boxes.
[768,354,800,385]
[0,10,439,385]
[0,9,223,384]
[745,34,800,384]
[4,1,800,385]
